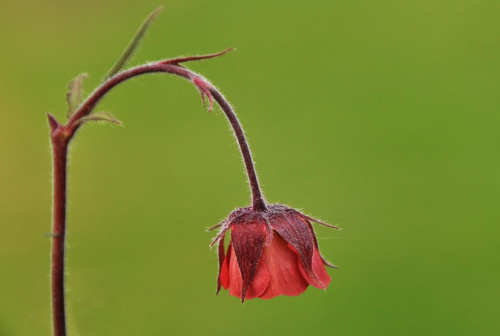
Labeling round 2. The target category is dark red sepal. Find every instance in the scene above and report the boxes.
[304,220,339,268]
[270,209,323,287]
[230,218,268,302]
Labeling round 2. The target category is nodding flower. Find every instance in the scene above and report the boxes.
[210,204,338,302]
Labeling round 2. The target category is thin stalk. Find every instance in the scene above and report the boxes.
[67,62,266,209]
[210,89,266,211]
[48,59,266,335]
[48,120,71,336]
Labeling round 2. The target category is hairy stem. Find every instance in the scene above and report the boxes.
[67,62,266,209]
[48,121,70,336]
[48,59,267,334]
[210,89,266,211]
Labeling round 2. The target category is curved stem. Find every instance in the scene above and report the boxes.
[48,60,267,334]
[67,62,266,210]
[209,89,266,211]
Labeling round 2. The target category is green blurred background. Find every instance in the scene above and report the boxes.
[1,0,499,335]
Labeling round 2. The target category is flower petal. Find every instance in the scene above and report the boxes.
[216,234,225,294]
[243,259,270,299]
[230,220,268,302]
[226,242,269,300]
[296,247,331,289]
[219,241,231,290]
[259,234,309,299]
[271,211,322,286]
[304,220,338,268]
[222,242,270,299]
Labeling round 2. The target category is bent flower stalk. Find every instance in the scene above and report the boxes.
[49,7,338,336]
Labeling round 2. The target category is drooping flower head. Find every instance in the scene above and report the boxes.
[210,204,338,302]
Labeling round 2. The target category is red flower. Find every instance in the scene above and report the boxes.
[210,204,338,302]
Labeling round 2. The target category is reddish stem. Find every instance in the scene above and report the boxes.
[209,89,266,211]
[48,59,266,335]
[67,62,266,209]
[48,117,71,336]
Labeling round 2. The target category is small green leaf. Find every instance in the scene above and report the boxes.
[103,7,163,80]
[66,73,87,119]
[76,111,122,126]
